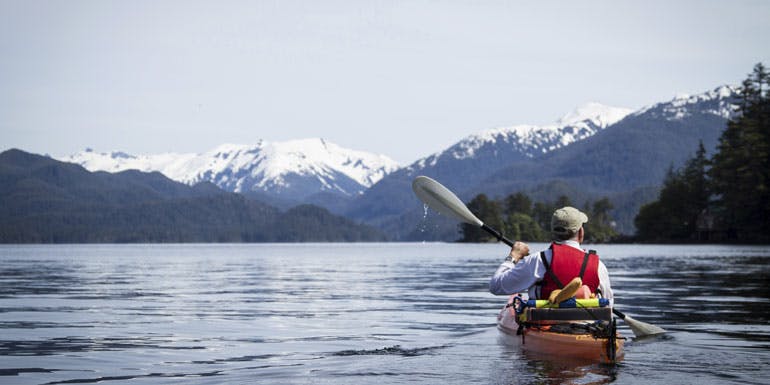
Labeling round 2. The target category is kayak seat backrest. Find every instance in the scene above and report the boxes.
[525,307,612,322]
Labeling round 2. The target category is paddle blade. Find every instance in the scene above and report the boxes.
[623,313,666,337]
[412,176,483,227]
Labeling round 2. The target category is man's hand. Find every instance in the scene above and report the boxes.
[508,241,530,263]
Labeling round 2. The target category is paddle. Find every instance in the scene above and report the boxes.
[411,175,665,338]
[609,308,665,338]
[411,175,515,247]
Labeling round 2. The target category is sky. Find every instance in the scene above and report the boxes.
[1,0,769,164]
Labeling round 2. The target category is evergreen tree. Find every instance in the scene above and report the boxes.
[555,195,573,208]
[636,64,769,243]
[502,192,544,241]
[634,198,668,242]
[504,192,533,216]
[505,212,545,242]
[532,202,553,233]
[710,63,770,242]
[458,192,617,243]
[635,146,710,242]
[459,194,504,242]
[682,142,711,236]
[505,192,532,216]
[584,197,617,243]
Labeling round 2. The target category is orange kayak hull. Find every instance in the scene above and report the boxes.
[497,301,624,364]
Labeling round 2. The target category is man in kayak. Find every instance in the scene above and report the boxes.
[489,206,614,304]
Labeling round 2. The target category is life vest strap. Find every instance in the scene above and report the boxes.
[540,250,564,289]
[578,251,591,280]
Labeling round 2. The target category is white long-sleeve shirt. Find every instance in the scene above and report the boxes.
[489,240,614,305]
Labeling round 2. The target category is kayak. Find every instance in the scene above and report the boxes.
[497,296,624,364]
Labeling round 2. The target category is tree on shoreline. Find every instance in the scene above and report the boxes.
[709,63,769,242]
[459,194,503,243]
[459,193,616,243]
[635,63,769,243]
[635,142,709,241]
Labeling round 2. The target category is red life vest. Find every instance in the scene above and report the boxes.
[538,243,600,300]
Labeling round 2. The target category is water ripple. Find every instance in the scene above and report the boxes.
[0,243,768,385]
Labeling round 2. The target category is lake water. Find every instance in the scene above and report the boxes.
[1,243,769,385]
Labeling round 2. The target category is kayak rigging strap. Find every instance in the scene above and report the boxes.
[546,321,615,338]
[607,318,618,361]
[508,295,619,339]
[513,319,617,341]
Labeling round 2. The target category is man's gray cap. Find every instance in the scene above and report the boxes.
[551,206,588,236]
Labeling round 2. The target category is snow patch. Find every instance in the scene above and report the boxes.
[634,85,740,121]
[558,102,633,127]
[428,103,632,164]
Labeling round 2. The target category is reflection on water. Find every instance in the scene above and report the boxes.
[0,243,769,384]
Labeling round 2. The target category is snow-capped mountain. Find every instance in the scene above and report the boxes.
[346,102,633,224]
[346,85,741,240]
[59,84,742,238]
[62,138,399,201]
[634,85,740,121]
[413,102,632,170]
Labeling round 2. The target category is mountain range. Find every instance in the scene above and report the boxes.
[0,149,387,243]
[59,102,633,212]
[346,85,738,240]
[17,84,740,242]
[61,138,398,209]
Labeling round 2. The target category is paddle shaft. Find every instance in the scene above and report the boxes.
[481,224,515,247]
[612,308,626,319]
